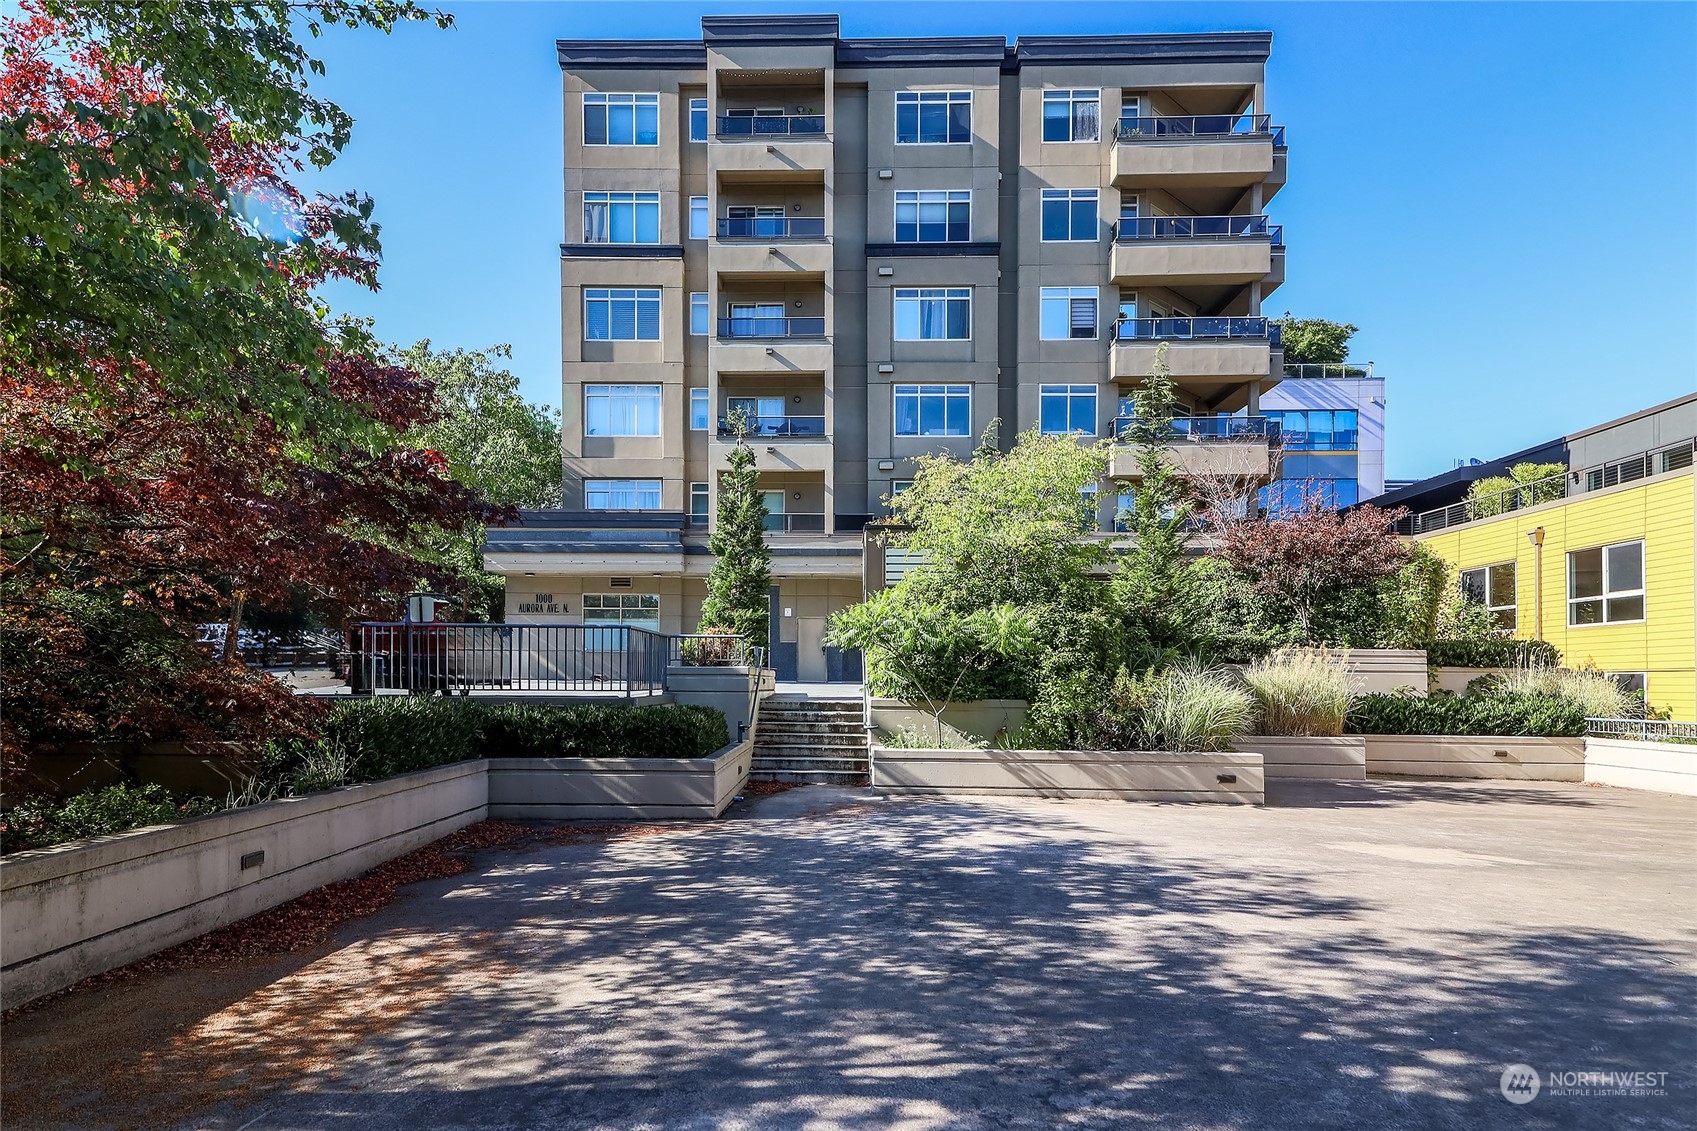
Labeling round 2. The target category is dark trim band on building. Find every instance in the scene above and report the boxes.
[865,242,1001,258]
[560,244,686,259]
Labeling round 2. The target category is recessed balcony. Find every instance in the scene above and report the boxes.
[1109,415,1279,481]
[716,414,827,439]
[1112,317,1277,408]
[712,216,831,279]
[1111,115,1286,199]
[1111,215,1281,287]
[711,115,830,184]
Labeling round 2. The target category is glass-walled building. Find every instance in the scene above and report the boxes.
[1258,364,1385,510]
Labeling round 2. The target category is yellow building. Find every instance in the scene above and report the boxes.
[1384,396,1696,718]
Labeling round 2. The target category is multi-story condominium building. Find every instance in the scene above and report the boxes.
[1383,394,1696,717]
[485,14,1289,681]
[1259,363,1386,509]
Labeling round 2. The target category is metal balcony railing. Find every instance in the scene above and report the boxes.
[764,512,826,534]
[1115,114,1285,147]
[1113,316,1280,344]
[1283,362,1376,380]
[717,415,826,438]
[1114,215,1283,244]
[717,316,826,339]
[716,115,825,137]
[1114,415,1281,443]
[717,216,826,239]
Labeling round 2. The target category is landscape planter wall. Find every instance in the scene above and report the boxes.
[5,742,257,804]
[871,747,1264,805]
[1584,737,1697,797]
[1335,649,1429,696]
[1364,735,1585,780]
[0,760,487,1010]
[1430,667,1511,695]
[868,699,1028,747]
[1235,736,1366,781]
[485,739,752,821]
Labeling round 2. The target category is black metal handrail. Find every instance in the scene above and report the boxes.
[764,513,826,534]
[1114,415,1281,443]
[717,216,826,239]
[717,316,826,339]
[716,115,825,137]
[1115,114,1285,147]
[348,623,674,696]
[1113,215,1282,244]
[1113,316,1277,343]
[717,415,826,438]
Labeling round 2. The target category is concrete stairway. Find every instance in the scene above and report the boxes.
[750,696,869,785]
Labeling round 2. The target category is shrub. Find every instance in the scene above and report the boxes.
[1242,649,1351,737]
[1426,639,1561,669]
[677,627,743,666]
[1346,692,1585,737]
[1136,665,1255,752]
[1,784,221,853]
[1485,665,1639,720]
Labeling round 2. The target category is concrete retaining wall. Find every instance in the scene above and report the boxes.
[868,699,1028,746]
[486,740,752,821]
[1584,737,1697,797]
[1236,736,1366,780]
[1430,667,1509,695]
[1337,649,1429,696]
[1365,735,1585,780]
[0,760,488,1009]
[871,748,1264,804]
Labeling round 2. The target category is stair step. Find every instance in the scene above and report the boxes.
[754,745,868,757]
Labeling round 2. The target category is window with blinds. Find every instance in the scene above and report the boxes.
[584,288,661,341]
[1040,287,1099,340]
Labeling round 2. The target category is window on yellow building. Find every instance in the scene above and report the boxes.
[1567,540,1645,626]
[1460,562,1517,630]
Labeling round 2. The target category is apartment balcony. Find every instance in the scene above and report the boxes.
[712,217,831,280]
[1112,317,1278,408]
[1111,115,1286,199]
[1111,215,1281,287]
[711,115,830,184]
[717,414,827,439]
[1108,415,1279,482]
[711,314,831,374]
[712,414,831,473]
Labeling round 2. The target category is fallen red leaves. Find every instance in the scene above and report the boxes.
[742,779,804,798]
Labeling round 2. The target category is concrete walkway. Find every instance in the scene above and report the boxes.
[3,779,1693,1130]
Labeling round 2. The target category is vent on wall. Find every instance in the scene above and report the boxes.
[610,577,632,589]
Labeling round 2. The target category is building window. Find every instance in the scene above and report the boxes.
[894,384,971,437]
[896,90,972,144]
[1040,287,1099,340]
[895,190,970,243]
[1041,189,1098,241]
[1043,89,1101,142]
[585,479,662,510]
[690,292,708,335]
[688,197,708,240]
[584,384,661,437]
[1568,540,1645,625]
[690,388,709,431]
[583,93,659,146]
[1120,94,1141,127]
[583,192,660,244]
[1264,410,1360,451]
[1040,384,1098,435]
[584,288,661,341]
[890,479,913,495]
[583,593,661,631]
[1608,672,1647,699]
[689,482,709,525]
[689,97,707,142]
[894,287,971,341]
[1459,562,1518,630]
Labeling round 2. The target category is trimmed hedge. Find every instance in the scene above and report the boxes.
[1425,638,1561,670]
[322,698,730,780]
[1346,691,1585,738]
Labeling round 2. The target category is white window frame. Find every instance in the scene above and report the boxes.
[1040,188,1099,243]
[583,287,662,341]
[582,191,661,245]
[689,482,710,524]
[584,479,662,510]
[688,97,707,142]
[1043,88,1102,143]
[689,292,708,336]
[1459,561,1517,631]
[583,92,660,147]
[584,384,662,437]
[894,189,971,243]
[688,196,709,240]
[690,388,709,431]
[895,90,972,145]
[1039,384,1099,436]
[1040,286,1100,341]
[893,287,972,341]
[893,383,972,438]
[1567,539,1646,627]
[583,593,661,630]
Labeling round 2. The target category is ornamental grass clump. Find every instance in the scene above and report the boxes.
[1490,664,1639,720]
[1242,649,1352,737]
[1138,665,1255,752]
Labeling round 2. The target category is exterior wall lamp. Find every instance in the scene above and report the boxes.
[1527,526,1547,640]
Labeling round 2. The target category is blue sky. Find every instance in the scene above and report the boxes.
[304,1,1696,481]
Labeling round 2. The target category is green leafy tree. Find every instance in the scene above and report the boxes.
[697,441,772,650]
[1466,461,1567,518]
[1377,542,1501,648]
[1273,314,1359,366]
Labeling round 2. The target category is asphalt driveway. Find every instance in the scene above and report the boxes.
[4,778,1694,1130]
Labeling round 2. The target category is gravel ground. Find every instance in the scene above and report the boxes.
[3,778,1694,1130]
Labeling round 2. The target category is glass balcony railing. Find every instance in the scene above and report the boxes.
[717,415,826,438]
[716,115,825,137]
[717,216,826,239]
[1115,114,1285,147]
[1283,362,1375,380]
[716,316,826,339]
[1114,415,1282,443]
[1114,215,1283,244]
[763,512,826,534]
[1114,316,1280,344]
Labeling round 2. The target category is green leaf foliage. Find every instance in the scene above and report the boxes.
[1465,462,1567,518]
[697,440,773,650]
[2,783,221,853]
[1425,638,1562,669]
[1271,314,1358,366]
[1345,691,1585,737]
